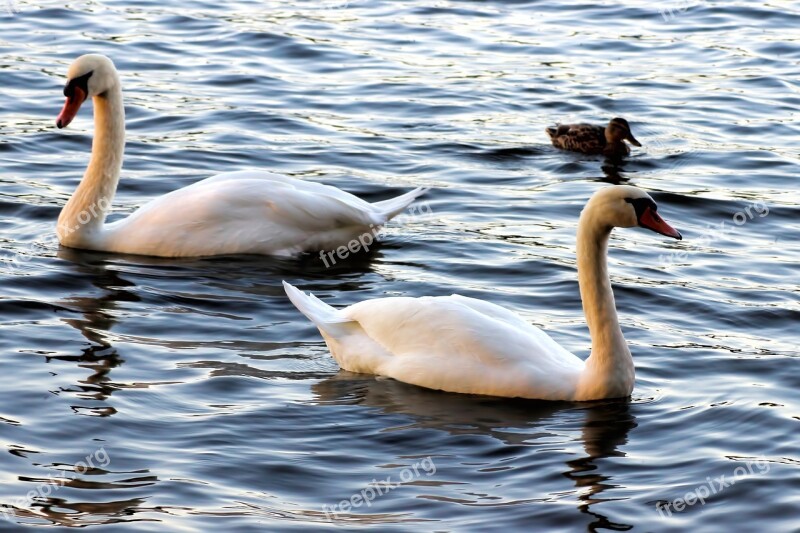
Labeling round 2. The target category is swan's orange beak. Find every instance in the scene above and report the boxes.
[640,206,682,240]
[56,86,87,129]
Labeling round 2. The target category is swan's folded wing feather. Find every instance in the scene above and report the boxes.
[339,296,584,399]
[193,170,379,220]
[346,296,579,364]
[196,176,383,230]
[121,173,380,232]
[105,175,383,255]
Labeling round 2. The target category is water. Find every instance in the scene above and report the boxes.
[1,1,798,531]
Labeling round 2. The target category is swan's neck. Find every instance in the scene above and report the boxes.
[575,209,634,399]
[57,84,124,246]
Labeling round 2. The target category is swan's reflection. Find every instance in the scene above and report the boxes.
[565,402,636,532]
[7,497,157,528]
[0,251,161,528]
[52,243,398,394]
[54,248,140,413]
[311,372,636,529]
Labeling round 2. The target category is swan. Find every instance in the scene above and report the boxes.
[284,185,682,401]
[54,54,426,257]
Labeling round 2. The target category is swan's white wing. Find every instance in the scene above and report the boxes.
[102,173,388,257]
[192,170,378,213]
[336,295,584,400]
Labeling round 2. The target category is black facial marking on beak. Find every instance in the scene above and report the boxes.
[64,70,93,101]
[625,197,682,240]
[625,197,656,219]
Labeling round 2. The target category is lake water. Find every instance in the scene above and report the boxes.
[0,1,798,531]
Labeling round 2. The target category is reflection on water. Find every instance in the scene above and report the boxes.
[56,249,134,413]
[10,497,159,529]
[0,0,798,530]
[567,403,636,532]
[312,373,637,530]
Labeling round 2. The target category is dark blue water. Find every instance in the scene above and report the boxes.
[1,1,798,531]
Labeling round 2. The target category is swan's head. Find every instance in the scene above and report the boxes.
[585,185,682,240]
[56,54,119,129]
[605,117,641,147]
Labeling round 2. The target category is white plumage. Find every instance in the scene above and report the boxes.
[55,54,425,258]
[284,185,682,401]
[96,170,425,257]
[285,285,583,400]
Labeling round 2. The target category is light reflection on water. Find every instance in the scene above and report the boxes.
[0,0,798,531]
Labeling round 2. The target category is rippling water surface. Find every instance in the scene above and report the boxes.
[1,1,798,531]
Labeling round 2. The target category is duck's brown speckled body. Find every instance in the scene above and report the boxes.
[546,117,641,157]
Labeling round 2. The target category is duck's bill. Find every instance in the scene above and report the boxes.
[627,134,642,147]
[56,86,87,129]
[639,206,682,240]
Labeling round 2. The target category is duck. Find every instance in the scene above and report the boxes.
[546,117,641,157]
[54,54,426,258]
[284,185,682,401]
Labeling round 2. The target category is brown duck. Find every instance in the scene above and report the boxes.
[546,117,641,156]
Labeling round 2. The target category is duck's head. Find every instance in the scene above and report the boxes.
[585,185,682,240]
[605,117,641,147]
[56,54,119,129]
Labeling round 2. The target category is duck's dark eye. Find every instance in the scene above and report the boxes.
[63,70,93,99]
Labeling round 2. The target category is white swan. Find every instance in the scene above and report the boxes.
[284,185,682,401]
[54,54,426,257]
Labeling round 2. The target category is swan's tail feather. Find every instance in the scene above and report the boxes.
[372,187,428,220]
[283,281,352,335]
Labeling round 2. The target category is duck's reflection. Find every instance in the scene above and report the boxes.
[599,158,631,185]
[311,372,636,530]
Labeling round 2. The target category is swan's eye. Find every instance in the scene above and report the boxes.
[624,197,658,224]
[64,70,93,100]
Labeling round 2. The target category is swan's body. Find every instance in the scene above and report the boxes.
[61,168,424,257]
[284,186,681,401]
[546,117,641,157]
[55,54,425,257]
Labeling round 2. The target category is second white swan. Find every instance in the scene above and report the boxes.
[55,54,426,257]
[284,185,682,401]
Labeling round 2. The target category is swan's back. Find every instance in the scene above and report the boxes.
[101,171,392,257]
